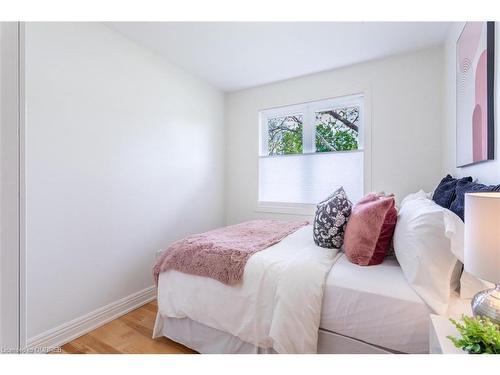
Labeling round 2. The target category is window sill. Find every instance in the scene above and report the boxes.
[255,202,316,216]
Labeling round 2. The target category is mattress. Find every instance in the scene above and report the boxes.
[155,241,469,354]
[320,254,431,353]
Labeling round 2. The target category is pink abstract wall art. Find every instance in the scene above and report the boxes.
[456,22,495,167]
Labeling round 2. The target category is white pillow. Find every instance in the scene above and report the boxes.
[399,190,429,207]
[442,208,495,298]
[460,272,495,299]
[442,208,465,293]
[393,197,460,314]
[443,209,465,262]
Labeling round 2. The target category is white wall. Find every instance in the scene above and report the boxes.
[442,23,500,184]
[225,47,445,224]
[25,23,225,339]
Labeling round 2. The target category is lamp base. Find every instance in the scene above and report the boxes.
[471,284,500,326]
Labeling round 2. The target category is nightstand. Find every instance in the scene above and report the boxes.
[429,314,467,354]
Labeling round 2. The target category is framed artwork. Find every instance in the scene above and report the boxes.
[456,22,495,167]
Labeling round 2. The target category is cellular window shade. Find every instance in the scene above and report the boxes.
[258,151,363,205]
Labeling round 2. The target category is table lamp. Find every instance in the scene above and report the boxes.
[464,192,500,325]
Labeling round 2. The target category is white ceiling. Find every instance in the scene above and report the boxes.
[107,22,451,92]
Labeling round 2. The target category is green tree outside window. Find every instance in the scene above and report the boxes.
[267,106,359,155]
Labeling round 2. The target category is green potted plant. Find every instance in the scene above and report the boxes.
[447,315,500,354]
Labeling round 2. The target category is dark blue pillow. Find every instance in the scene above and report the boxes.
[432,175,472,209]
[449,180,500,221]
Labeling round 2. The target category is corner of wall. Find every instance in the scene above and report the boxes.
[222,91,231,226]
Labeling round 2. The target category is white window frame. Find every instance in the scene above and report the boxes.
[257,90,372,216]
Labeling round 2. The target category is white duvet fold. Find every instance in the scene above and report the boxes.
[154,225,338,353]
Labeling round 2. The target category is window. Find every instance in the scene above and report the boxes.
[267,114,303,155]
[259,94,364,209]
[314,106,359,152]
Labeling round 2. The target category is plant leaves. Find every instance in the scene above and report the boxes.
[448,315,500,354]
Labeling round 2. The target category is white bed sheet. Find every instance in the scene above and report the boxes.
[320,254,469,354]
[155,233,471,354]
[154,315,391,354]
[320,254,430,353]
[155,225,337,353]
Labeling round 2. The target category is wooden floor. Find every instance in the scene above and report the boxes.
[54,301,197,354]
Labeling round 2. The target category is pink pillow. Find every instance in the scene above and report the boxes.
[343,194,397,266]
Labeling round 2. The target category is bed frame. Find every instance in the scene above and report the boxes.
[153,315,400,354]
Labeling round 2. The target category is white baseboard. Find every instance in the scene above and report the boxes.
[26,286,156,353]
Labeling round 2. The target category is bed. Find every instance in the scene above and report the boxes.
[319,254,468,353]
[153,223,469,354]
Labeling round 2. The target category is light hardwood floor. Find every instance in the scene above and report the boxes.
[53,301,197,354]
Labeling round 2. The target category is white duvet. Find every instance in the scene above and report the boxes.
[154,225,338,353]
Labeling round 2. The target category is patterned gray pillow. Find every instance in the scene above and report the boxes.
[313,187,352,249]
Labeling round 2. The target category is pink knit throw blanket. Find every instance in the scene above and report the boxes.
[153,219,309,286]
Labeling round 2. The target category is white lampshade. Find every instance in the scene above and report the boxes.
[464,192,500,284]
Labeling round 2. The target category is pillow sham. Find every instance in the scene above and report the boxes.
[432,175,472,210]
[442,208,466,293]
[442,209,495,298]
[400,189,430,207]
[313,187,352,249]
[393,197,460,314]
[344,194,397,266]
[443,208,465,262]
[459,271,495,299]
[449,179,500,221]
